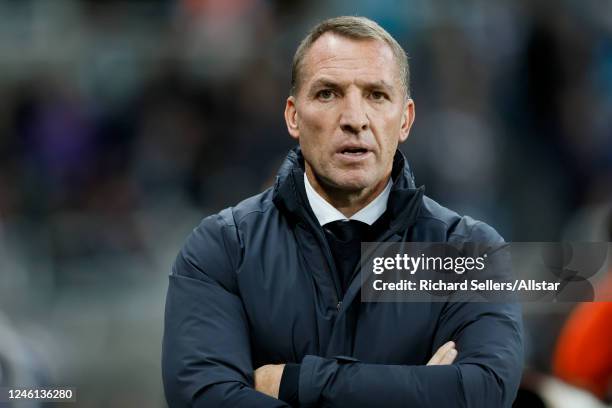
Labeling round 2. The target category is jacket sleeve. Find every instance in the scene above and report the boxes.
[297,222,524,408]
[162,212,290,408]
[298,303,523,407]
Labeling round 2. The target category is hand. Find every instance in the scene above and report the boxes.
[254,363,285,398]
[426,341,457,365]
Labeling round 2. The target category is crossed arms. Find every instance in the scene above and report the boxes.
[253,340,458,399]
[162,216,524,407]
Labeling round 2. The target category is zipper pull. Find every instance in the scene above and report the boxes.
[336,300,342,311]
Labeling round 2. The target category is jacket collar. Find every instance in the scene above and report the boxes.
[272,146,423,234]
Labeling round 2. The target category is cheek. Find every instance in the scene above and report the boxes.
[296,108,316,138]
[299,109,336,148]
[300,106,333,133]
[373,113,402,151]
[297,112,326,163]
[378,141,397,165]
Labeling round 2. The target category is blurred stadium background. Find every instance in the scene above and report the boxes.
[0,0,611,406]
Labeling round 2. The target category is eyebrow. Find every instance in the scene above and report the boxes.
[361,80,394,93]
[309,78,343,91]
[308,77,395,93]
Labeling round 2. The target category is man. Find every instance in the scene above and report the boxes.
[162,16,523,407]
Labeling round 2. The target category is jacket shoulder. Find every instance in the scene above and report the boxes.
[229,187,276,224]
[416,195,504,244]
[171,188,277,290]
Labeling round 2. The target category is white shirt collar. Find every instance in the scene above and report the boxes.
[304,173,392,226]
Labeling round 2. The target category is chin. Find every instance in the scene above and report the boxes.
[327,174,375,192]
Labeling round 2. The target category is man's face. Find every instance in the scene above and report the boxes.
[285,33,415,195]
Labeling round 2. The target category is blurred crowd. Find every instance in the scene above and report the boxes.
[0,0,611,406]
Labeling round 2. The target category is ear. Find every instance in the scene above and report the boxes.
[284,96,300,140]
[399,98,415,143]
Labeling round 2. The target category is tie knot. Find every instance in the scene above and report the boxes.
[324,220,370,243]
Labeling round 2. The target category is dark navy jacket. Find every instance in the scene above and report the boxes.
[162,147,523,407]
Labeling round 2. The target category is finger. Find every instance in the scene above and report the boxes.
[427,341,453,365]
[427,341,455,365]
[438,348,458,365]
[253,365,269,391]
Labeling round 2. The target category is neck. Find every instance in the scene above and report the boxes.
[305,166,390,218]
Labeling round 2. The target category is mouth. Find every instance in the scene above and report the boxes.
[340,147,369,156]
[336,146,373,162]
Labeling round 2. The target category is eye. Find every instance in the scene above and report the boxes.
[316,89,335,101]
[370,91,388,101]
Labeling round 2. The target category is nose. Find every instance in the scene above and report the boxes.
[339,91,369,134]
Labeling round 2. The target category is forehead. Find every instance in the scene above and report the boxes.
[300,33,400,90]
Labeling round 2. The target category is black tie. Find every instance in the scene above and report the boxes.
[323,220,370,295]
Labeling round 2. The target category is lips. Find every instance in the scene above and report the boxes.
[337,142,373,154]
[341,146,369,155]
[336,144,373,161]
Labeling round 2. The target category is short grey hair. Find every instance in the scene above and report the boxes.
[290,16,410,98]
